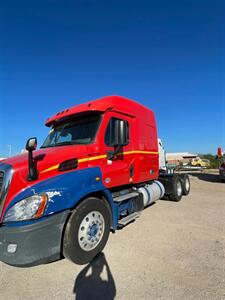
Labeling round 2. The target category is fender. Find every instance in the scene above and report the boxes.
[3,167,117,229]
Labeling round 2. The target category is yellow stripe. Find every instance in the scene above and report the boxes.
[123,150,158,155]
[41,164,59,173]
[78,154,107,163]
[41,150,158,174]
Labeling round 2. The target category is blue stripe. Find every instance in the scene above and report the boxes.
[3,167,118,229]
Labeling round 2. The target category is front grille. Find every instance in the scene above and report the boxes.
[0,171,4,195]
[0,165,12,218]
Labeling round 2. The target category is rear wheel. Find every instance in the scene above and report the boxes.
[63,197,111,265]
[180,174,190,195]
[169,175,183,202]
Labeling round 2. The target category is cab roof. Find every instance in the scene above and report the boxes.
[45,95,153,127]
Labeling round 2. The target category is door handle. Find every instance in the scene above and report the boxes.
[130,164,134,178]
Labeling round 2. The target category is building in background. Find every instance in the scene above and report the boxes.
[166,152,198,166]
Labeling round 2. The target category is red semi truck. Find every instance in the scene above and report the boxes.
[0,96,190,266]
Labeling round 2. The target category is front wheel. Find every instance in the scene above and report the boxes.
[63,197,111,265]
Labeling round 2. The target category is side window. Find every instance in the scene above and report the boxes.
[105,117,129,146]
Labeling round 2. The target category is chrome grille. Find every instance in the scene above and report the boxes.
[0,165,13,218]
[0,171,4,195]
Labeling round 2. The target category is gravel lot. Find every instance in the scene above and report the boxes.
[0,173,224,300]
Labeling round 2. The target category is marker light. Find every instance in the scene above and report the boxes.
[4,194,48,222]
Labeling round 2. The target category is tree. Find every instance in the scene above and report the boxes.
[199,154,222,169]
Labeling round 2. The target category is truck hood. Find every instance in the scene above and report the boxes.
[3,145,89,174]
[0,145,93,221]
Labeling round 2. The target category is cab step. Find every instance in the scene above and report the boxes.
[118,212,140,226]
[113,192,139,203]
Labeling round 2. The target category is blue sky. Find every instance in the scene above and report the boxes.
[0,0,224,157]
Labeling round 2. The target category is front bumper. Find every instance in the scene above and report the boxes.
[0,210,70,267]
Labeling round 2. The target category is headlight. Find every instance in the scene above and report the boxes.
[4,194,48,222]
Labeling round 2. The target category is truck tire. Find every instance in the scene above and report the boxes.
[180,174,190,195]
[169,175,183,202]
[63,197,111,265]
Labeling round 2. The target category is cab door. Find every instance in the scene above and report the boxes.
[99,112,134,189]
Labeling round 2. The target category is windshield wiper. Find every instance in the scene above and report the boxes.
[53,141,74,147]
[40,145,55,149]
[41,141,86,148]
[40,142,72,148]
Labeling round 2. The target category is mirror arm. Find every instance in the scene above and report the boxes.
[27,150,38,181]
[107,145,122,160]
[114,145,121,156]
[26,137,38,181]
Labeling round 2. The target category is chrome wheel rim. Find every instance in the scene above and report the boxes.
[185,179,190,191]
[177,181,182,196]
[78,211,105,252]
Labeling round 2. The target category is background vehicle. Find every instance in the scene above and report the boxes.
[158,139,191,198]
[190,157,210,168]
[219,162,225,182]
[0,96,190,267]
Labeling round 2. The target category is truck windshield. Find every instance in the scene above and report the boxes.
[41,114,102,148]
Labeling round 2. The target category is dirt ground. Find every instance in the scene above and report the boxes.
[0,173,224,300]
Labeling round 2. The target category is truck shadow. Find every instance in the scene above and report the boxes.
[189,172,220,183]
[73,252,116,300]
